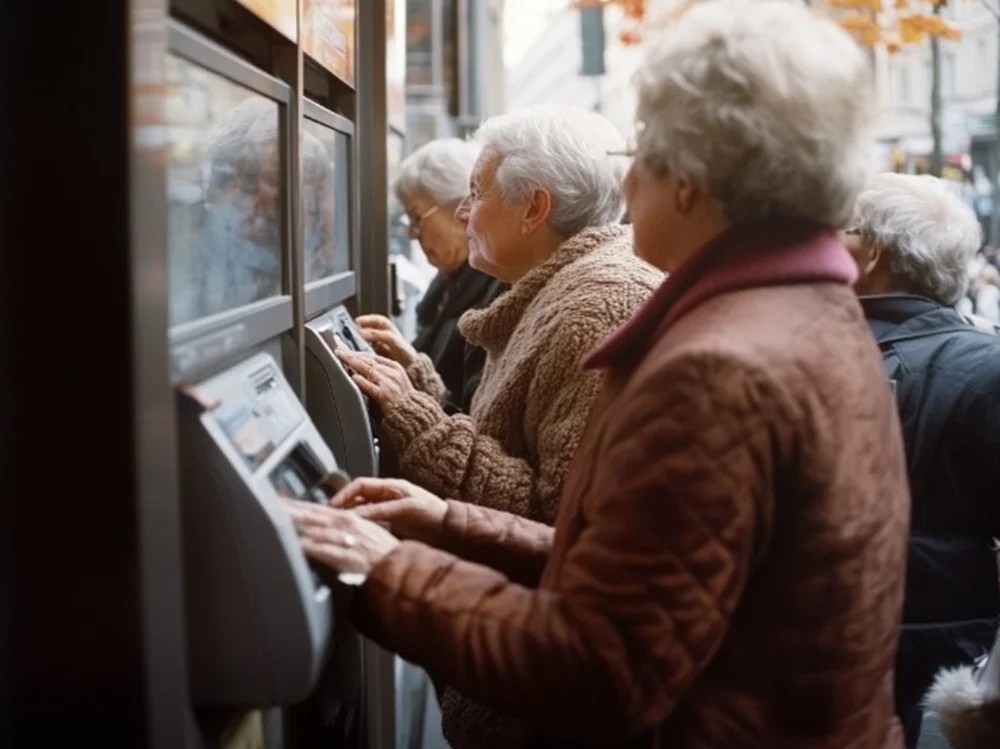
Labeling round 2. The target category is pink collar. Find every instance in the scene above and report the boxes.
[584,222,858,370]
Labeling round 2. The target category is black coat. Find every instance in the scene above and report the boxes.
[413,263,507,414]
[863,294,1000,747]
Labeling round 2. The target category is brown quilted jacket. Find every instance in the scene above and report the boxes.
[353,225,910,748]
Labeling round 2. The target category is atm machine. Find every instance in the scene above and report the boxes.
[162,16,392,749]
[304,304,380,480]
[176,353,336,709]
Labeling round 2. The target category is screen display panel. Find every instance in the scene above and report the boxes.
[166,53,285,327]
[302,119,352,281]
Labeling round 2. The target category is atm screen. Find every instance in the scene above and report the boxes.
[337,320,365,351]
[269,444,327,503]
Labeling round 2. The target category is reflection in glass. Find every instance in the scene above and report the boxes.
[166,53,284,327]
[302,120,351,281]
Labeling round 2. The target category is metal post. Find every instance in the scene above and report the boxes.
[284,0,307,398]
[356,0,392,316]
[130,2,194,748]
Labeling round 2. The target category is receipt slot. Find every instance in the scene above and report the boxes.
[176,352,335,707]
[304,305,379,479]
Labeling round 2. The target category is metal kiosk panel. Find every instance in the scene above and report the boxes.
[304,305,378,478]
[177,352,336,706]
[165,22,336,711]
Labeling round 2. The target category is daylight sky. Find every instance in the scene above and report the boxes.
[503,0,568,67]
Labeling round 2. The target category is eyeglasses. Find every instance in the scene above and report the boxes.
[401,205,440,237]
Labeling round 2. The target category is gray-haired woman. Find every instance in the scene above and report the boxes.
[358,138,507,414]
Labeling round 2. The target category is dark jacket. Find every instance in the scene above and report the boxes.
[411,263,506,413]
[354,226,908,748]
[862,294,1000,748]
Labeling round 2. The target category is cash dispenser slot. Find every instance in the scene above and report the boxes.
[270,443,328,505]
[177,352,338,708]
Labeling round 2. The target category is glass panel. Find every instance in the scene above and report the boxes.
[406,0,432,87]
[302,119,352,281]
[386,0,406,132]
[303,0,356,85]
[166,53,284,327]
[234,0,298,42]
[386,132,409,259]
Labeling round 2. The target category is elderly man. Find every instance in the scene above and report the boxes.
[845,172,1000,749]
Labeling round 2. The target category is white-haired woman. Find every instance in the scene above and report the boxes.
[358,138,506,414]
[286,4,907,746]
[334,106,660,748]
[844,172,1000,749]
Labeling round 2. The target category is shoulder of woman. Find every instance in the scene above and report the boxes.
[538,250,660,320]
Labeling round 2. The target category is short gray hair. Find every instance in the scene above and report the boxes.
[473,106,628,237]
[632,0,874,228]
[852,173,982,305]
[394,138,482,206]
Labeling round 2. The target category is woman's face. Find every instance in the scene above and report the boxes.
[456,154,539,283]
[402,188,468,272]
[624,159,687,272]
[624,157,728,273]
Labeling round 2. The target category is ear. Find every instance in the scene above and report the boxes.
[673,178,700,216]
[864,245,884,277]
[522,188,553,234]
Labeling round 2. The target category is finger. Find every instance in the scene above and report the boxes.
[355,314,392,331]
[329,477,410,508]
[373,353,403,370]
[301,539,367,574]
[351,374,381,399]
[296,513,369,549]
[351,497,418,523]
[361,329,401,350]
[280,498,332,524]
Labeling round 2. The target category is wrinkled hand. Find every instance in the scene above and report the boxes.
[337,349,416,412]
[355,315,418,367]
[281,497,400,575]
[330,477,448,546]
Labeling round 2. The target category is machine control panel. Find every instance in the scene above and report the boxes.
[177,352,337,707]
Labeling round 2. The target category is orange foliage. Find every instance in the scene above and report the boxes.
[582,0,963,50]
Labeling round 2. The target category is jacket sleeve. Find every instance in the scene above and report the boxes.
[353,354,777,742]
[434,500,553,587]
[405,352,448,403]
[379,311,609,524]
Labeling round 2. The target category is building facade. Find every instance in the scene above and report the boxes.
[405,0,508,148]
[509,2,1000,177]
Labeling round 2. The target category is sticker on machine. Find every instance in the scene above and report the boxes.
[215,405,276,468]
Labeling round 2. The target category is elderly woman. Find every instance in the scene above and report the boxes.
[844,173,1000,748]
[337,106,659,747]
[287,3,909,746]
[344,107,661,749]
[338,107,659,528]
[359,138,506,414]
